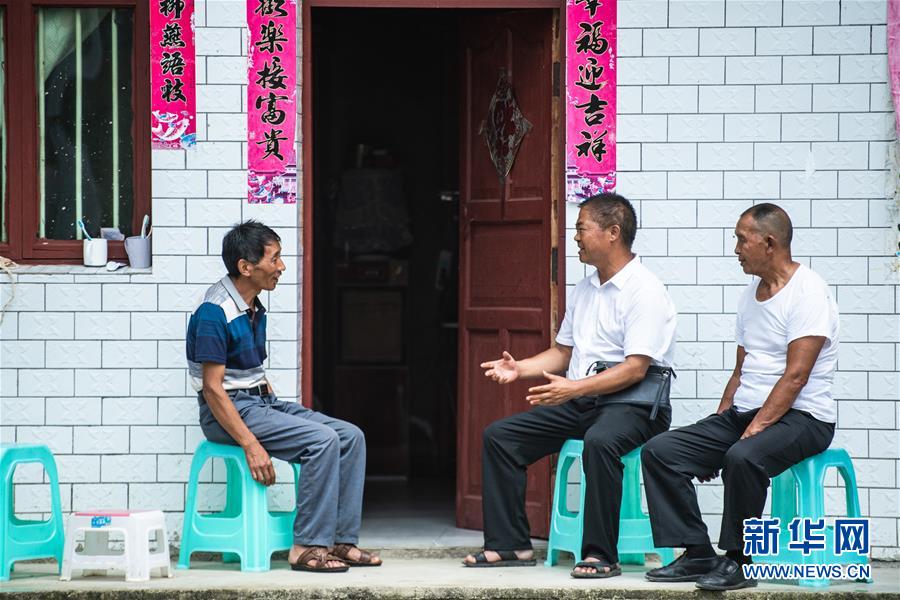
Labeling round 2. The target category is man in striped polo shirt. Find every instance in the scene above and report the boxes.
[186,220,381,573]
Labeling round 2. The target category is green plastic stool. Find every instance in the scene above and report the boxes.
[545,440,674,567]
[178,440,301,572]
[0,443,65,581]
[755,448,871,587]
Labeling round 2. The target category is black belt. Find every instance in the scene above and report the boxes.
[238,383,271,396]
[197,384,272,407]
[587,360,675,378]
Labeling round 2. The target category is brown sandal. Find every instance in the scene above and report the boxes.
[290,546,349,573]
[332,543,382,567]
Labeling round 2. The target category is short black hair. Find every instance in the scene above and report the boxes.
[221,220,281,277]
[740,203,793,246]
[579,193,638,249]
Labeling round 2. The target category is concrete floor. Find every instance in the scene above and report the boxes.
[356,478,490,550]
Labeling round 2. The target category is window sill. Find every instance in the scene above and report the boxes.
[5,263,152,282]
[10,264,150,275]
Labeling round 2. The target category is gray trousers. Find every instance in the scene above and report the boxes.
[199,391,366,547]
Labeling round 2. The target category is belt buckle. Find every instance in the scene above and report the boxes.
[587,360,609,376]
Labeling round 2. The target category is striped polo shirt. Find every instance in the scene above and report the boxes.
[186,275,267,392]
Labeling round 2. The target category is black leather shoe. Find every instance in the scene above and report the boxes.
[695,557,758,591]
[645,553,721,582]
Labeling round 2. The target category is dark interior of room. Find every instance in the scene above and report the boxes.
[311,9,460,492]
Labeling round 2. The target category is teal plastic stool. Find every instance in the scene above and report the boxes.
[0,443,65,581]
[545,440,674,567]
[178,440,301,572]
[755,448,871,587]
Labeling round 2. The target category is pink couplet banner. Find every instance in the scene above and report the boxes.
[247,0,298,204]
[566,0,616,202]
[150,0,196,149]
[889,0,900,139]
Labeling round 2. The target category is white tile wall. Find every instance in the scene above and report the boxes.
[0,0,303,545]
[581,0,898,558]
[0,0,895,559]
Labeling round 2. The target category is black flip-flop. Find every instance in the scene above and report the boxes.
[463,550,536,567]
[571,558,621,579]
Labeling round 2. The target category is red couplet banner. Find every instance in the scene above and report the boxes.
[150,0,196,149]
[566,0,616,202]
[247,0,298,204]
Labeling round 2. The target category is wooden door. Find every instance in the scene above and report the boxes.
[456,9,555,537]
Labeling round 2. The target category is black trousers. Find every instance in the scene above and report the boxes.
[481,399,671,564]
[641,407,834,552]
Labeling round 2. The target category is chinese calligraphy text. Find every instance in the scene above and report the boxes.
[248,0,297,204]
[566,0,616,202]
[151,0,196,149]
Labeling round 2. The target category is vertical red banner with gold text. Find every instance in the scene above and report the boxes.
[247,0,297,204]
[566,0,616,202]
[150,0,196,149]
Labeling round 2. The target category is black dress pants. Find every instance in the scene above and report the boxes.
[481,399,671,564]
[641,407,834,552]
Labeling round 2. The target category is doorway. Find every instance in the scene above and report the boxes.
[308,5,559,540]
[311,7,461,527]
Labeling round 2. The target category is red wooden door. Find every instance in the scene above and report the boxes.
[456,10,555,537]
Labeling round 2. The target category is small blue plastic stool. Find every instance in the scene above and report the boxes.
[178,440,301,572]
[0,443,65,581]
[755,448,871,587]
[545,440,674,566]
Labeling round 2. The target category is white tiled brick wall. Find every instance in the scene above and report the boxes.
[0,0,302,544]
[0,0,896,559]
[569,0,899,559]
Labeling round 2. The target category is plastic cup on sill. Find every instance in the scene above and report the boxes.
[83,238,108,267]
[124,236,152,269]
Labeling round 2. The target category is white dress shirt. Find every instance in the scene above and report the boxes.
[556,256,677,380]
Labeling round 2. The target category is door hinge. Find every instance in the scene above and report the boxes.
[550,247,558,283]
[552,61,561,97]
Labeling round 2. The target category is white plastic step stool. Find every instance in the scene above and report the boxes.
[60,510,173,582]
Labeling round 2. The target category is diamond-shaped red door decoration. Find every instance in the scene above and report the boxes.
[479,72,532,181]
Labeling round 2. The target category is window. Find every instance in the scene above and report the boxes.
[0,1,149,263]
[1,6,6,245]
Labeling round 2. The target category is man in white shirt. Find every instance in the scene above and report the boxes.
[641,203,838,591]
[461,193,677,579]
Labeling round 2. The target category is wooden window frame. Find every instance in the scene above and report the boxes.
[0,0,150,264]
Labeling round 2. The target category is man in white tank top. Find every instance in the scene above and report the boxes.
[641,203,837,591]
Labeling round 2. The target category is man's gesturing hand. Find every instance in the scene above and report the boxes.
[526,371,580,406]
[245,441,276,486]
[481,351,520,384]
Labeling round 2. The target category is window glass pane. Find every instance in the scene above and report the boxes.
[1,8,6,244]
[37,8,134,240]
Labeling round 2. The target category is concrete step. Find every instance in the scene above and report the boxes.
[3,559,897,599]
